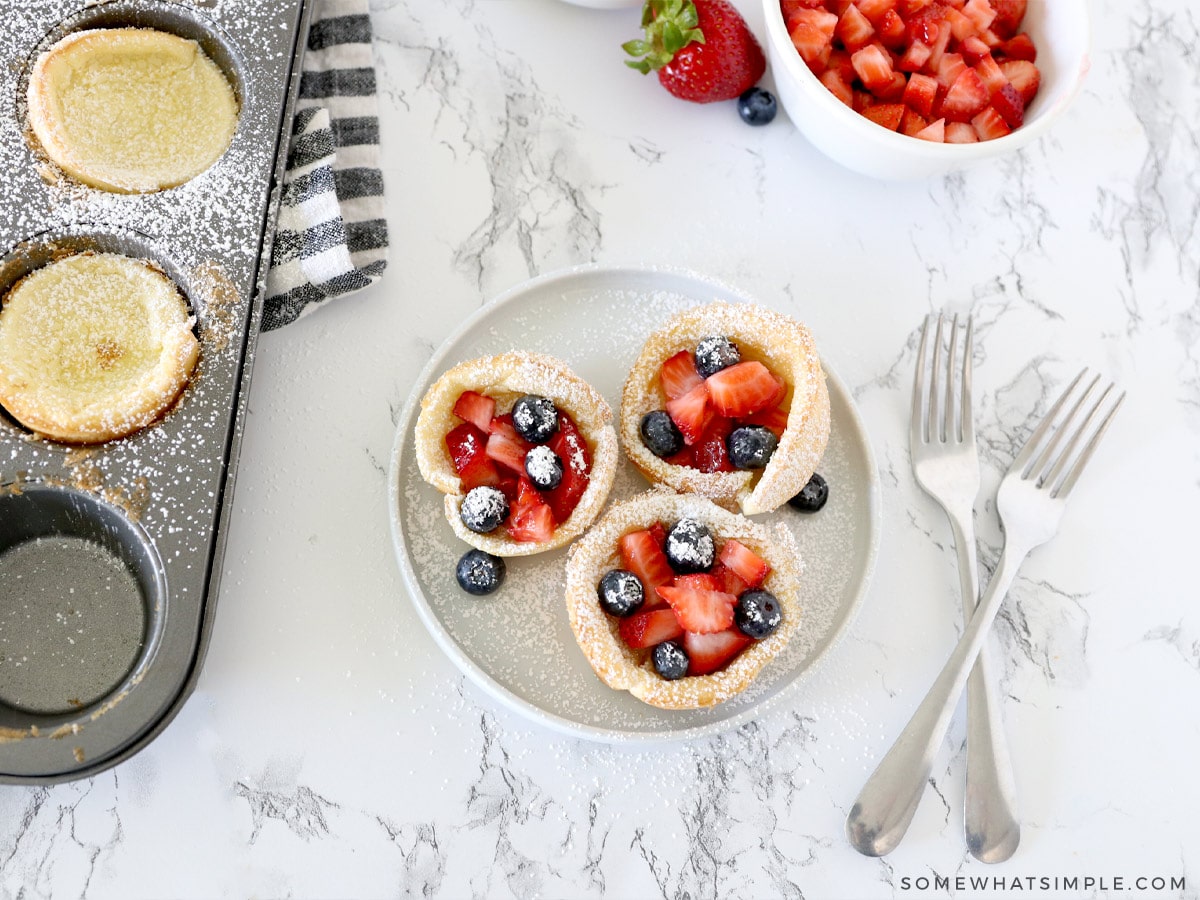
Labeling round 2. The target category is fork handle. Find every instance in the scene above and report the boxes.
[952,519,1020,863]
[846,541,1030,858]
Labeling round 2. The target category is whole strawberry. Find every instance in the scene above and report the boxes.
[624,0,766,104]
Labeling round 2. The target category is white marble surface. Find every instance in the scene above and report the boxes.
[3,0,1199,897]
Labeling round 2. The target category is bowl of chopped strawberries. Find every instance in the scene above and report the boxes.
[764,0,1090,179]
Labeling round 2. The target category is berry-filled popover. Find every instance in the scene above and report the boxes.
[414,352,618,556]
[565,490,802,709]
[621,301,831,515]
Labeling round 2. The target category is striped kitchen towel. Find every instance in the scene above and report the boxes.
[262,0,389,331]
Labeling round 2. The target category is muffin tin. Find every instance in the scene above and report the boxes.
[0,0,314,782]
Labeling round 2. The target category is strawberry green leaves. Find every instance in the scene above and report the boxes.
[623,0,705,74]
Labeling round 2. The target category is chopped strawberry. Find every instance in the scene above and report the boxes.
[925,16,953,68]
[973,53,1008,92]
[544,413,590,523]
[997,31,1035,61]
[962,0,996,31]
[665,446,695,468]
[710,562,750,597]
[827,48,857,81]
[958,34,990,64]
[970,105,1011,140]
[897,39,933,72]
[990,81,1024,127]
[877,9,907,49]
[820,68,855,106]
[862,102,904,131]
[672,573,722,592]
[988,0,1025,38]
[902,72,939,117]
[940,66,989,121]
[445,423,500,490]
[790,20,833,68]
[505,478,555,542]
[705,361,786,418]
[835,4,875,51]
[793,5,839,38]
[656,585,737,634]
[620,529,675,593]
[856,0,898,28]
[906,7,941,45]
[452,391,495,433]
[718,539,771,588]
[944,120,979,142]
[683,629,754,675]
[934,51,967,89]
[660,350,704,400]
[619,608,685,650]
[692,416,735,474]
[666,381,713,446]
[874,71,909,102]
[851,43,894,91]
[998,58,1039,104]
[485,415,533,475]
[743,403,790,438]
[648,521,668,546]
[914,116,946,141]
[944,7,976,41]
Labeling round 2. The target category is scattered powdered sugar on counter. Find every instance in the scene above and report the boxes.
[394,278,877,737]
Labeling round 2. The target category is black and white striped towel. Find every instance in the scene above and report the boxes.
[263,0,389,332]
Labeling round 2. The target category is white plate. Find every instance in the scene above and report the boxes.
[388,265,881,742]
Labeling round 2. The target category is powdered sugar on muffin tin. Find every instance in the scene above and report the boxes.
[390,268,881,740]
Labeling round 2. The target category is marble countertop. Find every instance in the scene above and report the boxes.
[3,0,1198,897]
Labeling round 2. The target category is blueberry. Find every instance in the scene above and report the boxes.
[735,590,782,639]
[455,549,506,595]
[652,640,689,680]
[640,410,684,458]
[737,87,777,126]
[695,335,741,378]
[459,486,509,533]
[524,445,563,490]
[788,473,829,513]
[727,425,779,470]
[597,569,645,617]
[665,517,716,573]
[511,394,559,443]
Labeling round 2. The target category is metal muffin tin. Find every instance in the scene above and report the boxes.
[0,0,314,782]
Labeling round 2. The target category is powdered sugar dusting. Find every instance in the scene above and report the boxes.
[393,272,879,738]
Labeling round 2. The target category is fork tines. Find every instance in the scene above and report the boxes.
[1013,368,1125,498]
[912,313,974,446]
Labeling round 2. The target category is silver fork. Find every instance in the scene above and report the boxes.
[847,367,1125,858]
[910,314,1019,864]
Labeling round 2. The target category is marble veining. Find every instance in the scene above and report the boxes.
[2,0,1199,896]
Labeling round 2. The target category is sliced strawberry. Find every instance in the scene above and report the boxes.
[903,72,939,117]
[660,350,704,401]
[973,53,1008,93]
[683,628,754,676]
[934,51,967,89]
[971,105,1011,140]
[619,608,685,650]
[850,43,894,91]
[649,521,668,546]
[820,68,855,107]
[743,403,790,438]
[666,381,713,446]
[988,0,1026,38]
[944,120,979,142]
[835,4,875,52]
[672,573,722,592]
[718,539,770,589]
[656,585,737,634]
[863,102,904,131]
[691,415,734,474]
[452,391,496,433]
[705,361,786,419]
[445,423,500,490]
[990,81,1024,127]
[941,67,989,121]
[505,478,555,543]
[998,58,1039,105]
[914,116,946,141]
[485,415,533,475]
[997,32,1035,61]
[665,446,695,468]
[544,413,590,523]
[710,562,750,597]
[620,529,675,593]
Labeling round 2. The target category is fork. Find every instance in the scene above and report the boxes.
[910,314,1019,863]
[847,367,1125,858]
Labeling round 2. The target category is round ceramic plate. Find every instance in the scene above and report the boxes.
[388,265,881,742]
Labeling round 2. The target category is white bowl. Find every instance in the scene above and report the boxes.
[762,0,1092,179]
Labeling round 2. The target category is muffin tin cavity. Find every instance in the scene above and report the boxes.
[0,484,166,723]
[0,227,200,444]
[21,1,247,192]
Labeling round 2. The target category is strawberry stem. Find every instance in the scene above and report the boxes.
[623,0,705,74]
